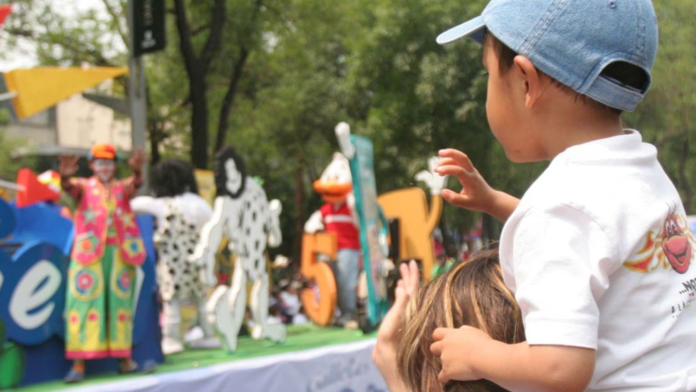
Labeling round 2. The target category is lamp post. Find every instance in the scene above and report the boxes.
[127,0,166,189]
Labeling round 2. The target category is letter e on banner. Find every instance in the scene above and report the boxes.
[9,260,61,329]
[0,242,68,345]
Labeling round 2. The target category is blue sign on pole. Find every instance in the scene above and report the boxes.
[348,135,389,325]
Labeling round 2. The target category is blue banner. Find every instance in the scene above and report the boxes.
[0,198,162,386]
[348,135,389,325]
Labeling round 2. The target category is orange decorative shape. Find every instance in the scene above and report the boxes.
[378,188,442,279]
[80,240,92,251]
[300,232,338,326]
[313,180,353,203]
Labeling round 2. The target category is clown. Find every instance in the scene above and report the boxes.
[59,144,154,383]
[304,152,361,329]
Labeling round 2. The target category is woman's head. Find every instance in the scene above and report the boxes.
[150,158,199,198]
[397,249,525,392]
[213,147,247,199]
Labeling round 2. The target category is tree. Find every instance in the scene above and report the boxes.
[172,0,225,168]
[342,0,504,244]
[221,0,361,261]
[626,0,696,213]
[3,0,174,163]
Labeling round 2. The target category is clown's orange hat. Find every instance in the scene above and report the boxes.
[89,143,117,161]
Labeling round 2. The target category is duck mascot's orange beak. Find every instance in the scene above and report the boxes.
[313,180,353,203]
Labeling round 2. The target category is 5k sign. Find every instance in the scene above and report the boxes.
[0,199,68,345]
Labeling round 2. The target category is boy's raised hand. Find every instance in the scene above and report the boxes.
[435,149,495,212]
[436,149,520,222]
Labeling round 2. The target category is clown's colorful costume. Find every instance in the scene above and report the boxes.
[62,175,146,360]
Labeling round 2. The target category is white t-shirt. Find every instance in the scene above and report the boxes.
[500,131,696,391]
[131,192,213,230]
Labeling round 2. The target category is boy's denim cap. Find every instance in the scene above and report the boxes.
[436,0,658,112]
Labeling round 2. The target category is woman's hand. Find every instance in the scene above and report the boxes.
[372,260,420,392]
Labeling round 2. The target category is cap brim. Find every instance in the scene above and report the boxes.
[436,15,486,45]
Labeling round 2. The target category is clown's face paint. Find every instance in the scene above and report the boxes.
[224,158,242,194]
[91,159,116,183]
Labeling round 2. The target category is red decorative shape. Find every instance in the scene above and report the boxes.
[77,274,94,291]
[0,5,11,28]
[16,168,60,207]
[119,272,130,289]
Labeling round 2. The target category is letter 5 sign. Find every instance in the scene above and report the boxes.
[0,242,68,345]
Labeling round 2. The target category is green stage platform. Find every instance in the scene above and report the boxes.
[19,325,375,392]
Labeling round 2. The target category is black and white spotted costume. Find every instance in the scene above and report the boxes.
[193,178,285,352]
[155,200,205,302]
[131,192,218,355]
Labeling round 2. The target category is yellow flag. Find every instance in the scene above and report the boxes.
[194,169,216,207]
[4,67,128,119]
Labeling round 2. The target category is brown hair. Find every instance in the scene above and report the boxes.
[396,249,525,392]
[485,32,649,116]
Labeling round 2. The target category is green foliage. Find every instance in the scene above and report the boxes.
[4,0,128,66]
[0,109,10,127]
[0,133,35,183]
[625,0,696,213]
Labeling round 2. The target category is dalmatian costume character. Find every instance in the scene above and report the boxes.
[191,147,285,352]
[131,158,220,355]
[304,152,361,329]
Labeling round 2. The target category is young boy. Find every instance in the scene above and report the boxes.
[426,0,696,391]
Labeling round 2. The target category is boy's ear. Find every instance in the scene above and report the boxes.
[513,55,543,109]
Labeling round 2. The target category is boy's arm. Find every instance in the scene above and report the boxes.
[443,204,610,392]
[483,190,519,222]
[432,327,594,392]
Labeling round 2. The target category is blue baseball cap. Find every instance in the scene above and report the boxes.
[436,0,658,112]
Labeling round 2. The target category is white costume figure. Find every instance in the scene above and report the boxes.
[191,147,285,352]
[130,158,220,355]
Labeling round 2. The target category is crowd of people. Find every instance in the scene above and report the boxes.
[270,277,310,326]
